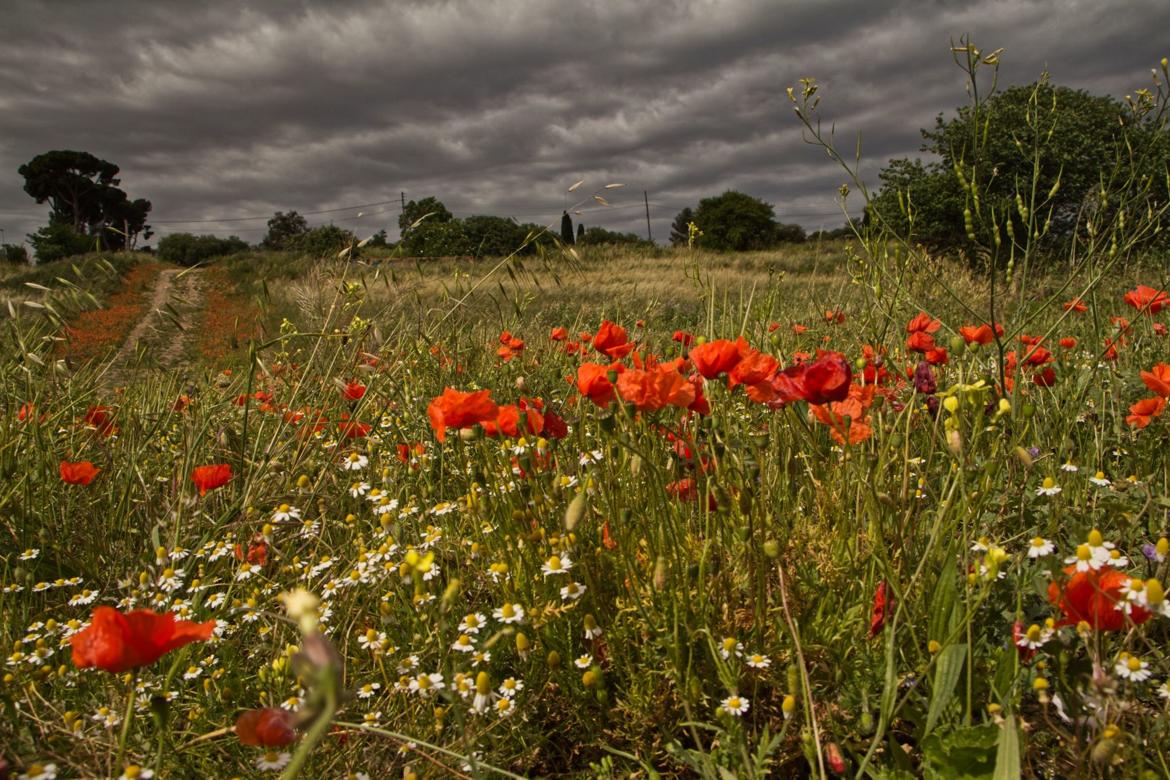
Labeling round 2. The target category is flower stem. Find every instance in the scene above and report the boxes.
[114,673,137,772]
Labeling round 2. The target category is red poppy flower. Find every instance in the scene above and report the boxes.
[592,320,635,359]
[1141,364,1170,397]
[824,309,846,325]
[190,464,232,496]
[671,330,695,346]
[728,349,779,389]
[543,408,569,438]
[84,405,117,437]
[71,606,216,673]
[958,323,1003,345]
[550,326,568,341]
[60,460,101,486]
[1126,396,1166,428]
[689,338,746,379]
[427,387,499,442]
[800,352,853,405]
[236,707,299,747]
[576,362,622,407]
[869,580,891,638]
[1059,337,1077,349]
[342,381,367,401]
[1047,565,1150,631]
[1124,285,1169,314]
[616,360,696,412]
[338,419,372,438]
[1062,298,1088,313]
[905,331,936,354]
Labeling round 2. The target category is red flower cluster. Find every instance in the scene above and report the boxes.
[497,331,526,362]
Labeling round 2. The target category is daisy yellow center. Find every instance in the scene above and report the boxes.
[1026,625,1041,641]
[546,556,562,571]
[727,697,741,709]
[278,504,290,513]
[501,604,515,618]
[1042,477,1055,490]
[1128,656,1143,672]
[416,675,430,689]
[162,568,175,579]
[1076,544,1092,561]
[456,635,471,647]
[1095,471,1106,480]
[1088,529,1104,546]
[1030,537,1046,548]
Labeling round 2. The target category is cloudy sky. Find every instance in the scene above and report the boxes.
[1,0,1167,249]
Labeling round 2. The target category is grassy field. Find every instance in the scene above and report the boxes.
[2,237,1170,779]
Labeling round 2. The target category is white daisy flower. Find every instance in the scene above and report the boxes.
[1088,471,1111,487]
[493,603,525,624]
[574,654,593,669]
[719,694,749,717]
[498,677,524,698]
[1115,652,1152,682]
[541,554,573,577]
[271,504,301,523]
[1027,537,1055,558]
[1036,478,1061,496]
[343,452,369,471]
[255,751,292,771]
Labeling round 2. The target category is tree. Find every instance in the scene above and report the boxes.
[2,244,30,264]
[28,223,96,263]
[399,197,453,234]
[262,211,309,250]
[19,150,120,233]
[294,225,355,257]
[560,211,575,245]
[578,226,653,248]
[157,233,249,266]
[867,158,965,247]
[576,223,585,242]
[19,150,153,250]
[871,81,1167,250]
[400,221,472,257]
[669,207,694,246]
[367,229,389,247]
[693,191,779,252]
[463,215,530,257]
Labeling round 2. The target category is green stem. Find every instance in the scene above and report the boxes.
[333,721,530,780]
[279,679,338,780]
[114,673,137,772]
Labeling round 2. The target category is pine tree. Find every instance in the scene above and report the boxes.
[561,211,575,245]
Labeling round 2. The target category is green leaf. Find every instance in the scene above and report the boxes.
[928,559,958,642]
[993,714,1021,780]
[925,643,968,735]
[921,723,998,780]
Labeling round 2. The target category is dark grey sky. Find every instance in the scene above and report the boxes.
[1,0,1167,249]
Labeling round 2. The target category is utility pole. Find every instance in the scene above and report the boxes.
[401,191,406,210]
[643,191,652,243]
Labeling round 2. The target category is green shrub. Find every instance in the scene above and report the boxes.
[157,233,249,266]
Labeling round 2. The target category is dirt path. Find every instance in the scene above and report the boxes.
[106,267,204,382]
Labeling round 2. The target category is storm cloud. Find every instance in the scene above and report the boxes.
[1,0,1167,248]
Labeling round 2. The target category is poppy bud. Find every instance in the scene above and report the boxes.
[913,362,936,394]
[825,742,847,775]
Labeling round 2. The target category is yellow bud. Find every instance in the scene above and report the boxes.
[1033,677,1049,691]
[516,632,531,654]
[1146,579,1165,607]
[782,694,797,717]
[927,640,941,654]
[475,671,491,694]
[943,395,960,414]
[1087,529,1104,547]
[987,702,1001,715]
[296,474,311,488]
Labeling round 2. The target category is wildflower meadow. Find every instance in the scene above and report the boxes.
[3,44,1170,779]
